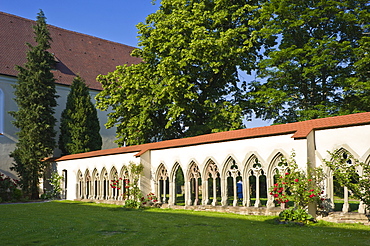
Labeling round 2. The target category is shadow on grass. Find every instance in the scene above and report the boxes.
[1,200,369,246]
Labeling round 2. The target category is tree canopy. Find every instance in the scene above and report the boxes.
[249,0,370,123]
[96,0,260,146]
[97,0,370,145]
[59,76,102,155]
[9,10,57,199]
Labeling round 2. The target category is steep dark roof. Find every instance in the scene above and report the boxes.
[0,12,142,90]
[53,112,370,161]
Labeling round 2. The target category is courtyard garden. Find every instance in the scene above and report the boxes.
[1,201,369,245]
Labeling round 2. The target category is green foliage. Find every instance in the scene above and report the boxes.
[324,150,370,210]
[59,76,102,155]
[50,172,63,198]
[249,0,370,123]
[9,10,57,199]
[110,162,147,208]
[96,0,260,146]
[269,153,325,209]
[0,173,20,202]
[279,208,314,224]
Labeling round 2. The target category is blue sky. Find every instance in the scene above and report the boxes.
[2,0,159,47]
[2,0,270,128]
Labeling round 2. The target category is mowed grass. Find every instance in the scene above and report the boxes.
[1,201,370,246]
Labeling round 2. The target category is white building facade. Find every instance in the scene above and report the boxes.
[54,112,370,213]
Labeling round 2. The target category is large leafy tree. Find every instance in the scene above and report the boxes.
[59,76,102,155]
[9,10,58,199]
[96,0,260,146]
[249,0,370,123]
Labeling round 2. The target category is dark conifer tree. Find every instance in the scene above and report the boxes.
[9,10,58,199]
[59,75,102,155]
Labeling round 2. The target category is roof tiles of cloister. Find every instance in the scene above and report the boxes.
[54,112,370,162]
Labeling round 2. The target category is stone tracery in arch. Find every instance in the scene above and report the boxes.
[156,164,169,203]
[109,166,119,200]
[203,159,220,206]
[222,157,242,207]
[92,168,100,200]
[245,155,266,207]
[77,170,83,199]
[100,167,109,200]
[187,161,201,205]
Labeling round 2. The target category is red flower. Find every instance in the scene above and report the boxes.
[285,172,289,175]
[308,179,312,182]
[274,194,279,197]
[274,183,278,187]
[294,179,299,182]
[309,189,314,192]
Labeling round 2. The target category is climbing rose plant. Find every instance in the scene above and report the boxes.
[270,154,326,210]
[110,162,158,208]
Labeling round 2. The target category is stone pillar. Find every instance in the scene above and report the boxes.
[194,178,199,205]
[162,179,167,203]
[202,179,209,205]
[185,181,192,206]
[212,178,217,206]
[342,186,349,213]
[169,180,175,205]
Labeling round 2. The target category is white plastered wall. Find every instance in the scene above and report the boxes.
[56,152,140,200]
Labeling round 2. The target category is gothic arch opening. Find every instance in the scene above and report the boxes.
[100,168,109,200]
[169,163,185,205]
[266,153,287,208]
[156,164,169,203]
[84,169,91,199]
[110,167,119,200]
[77,170,83,199]
[223,157,242,207]
[245,155,266,207]
[187,161,201,206]
[203,159,220,206]
[92,168,100,200]
[329,148,362,212]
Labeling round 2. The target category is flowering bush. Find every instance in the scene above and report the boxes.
[141,192,158,206]
[269,154,325,210]
[0,173,20,202]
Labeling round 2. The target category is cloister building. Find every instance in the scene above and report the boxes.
[53,112,370,214]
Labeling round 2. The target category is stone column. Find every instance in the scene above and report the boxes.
[162,179,167,203]
[212,178,217,206]
[168,179,175,205]
[202,178,209,205]
[342,186,349,213]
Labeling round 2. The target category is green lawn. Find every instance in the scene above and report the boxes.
[1,201,370,245]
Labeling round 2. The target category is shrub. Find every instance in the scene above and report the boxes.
[279,208,314,224]
[0,173,20,202]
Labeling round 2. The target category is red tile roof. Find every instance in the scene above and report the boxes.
[53,112,370,162]
[0,12,142,90]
